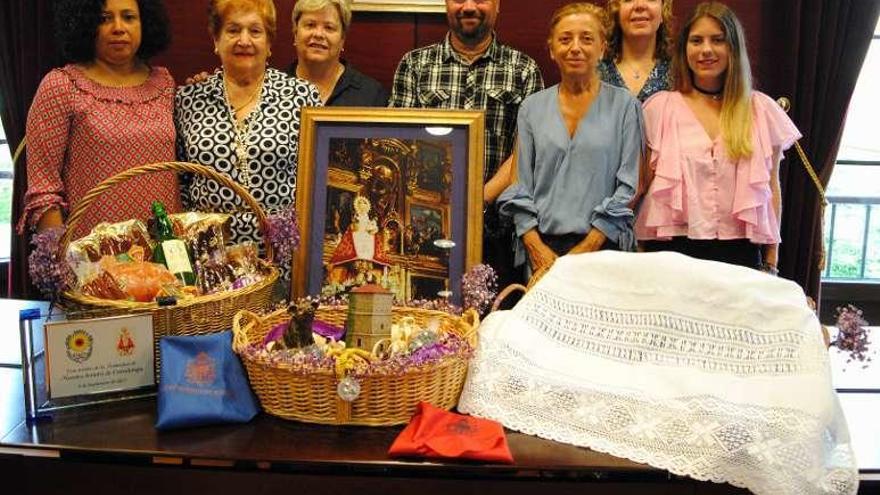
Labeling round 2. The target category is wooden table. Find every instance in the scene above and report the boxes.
[0,299,875,494]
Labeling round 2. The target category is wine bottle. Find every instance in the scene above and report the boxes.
[151,201,196,286]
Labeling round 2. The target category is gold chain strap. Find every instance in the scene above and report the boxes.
[778,97,828,271]
[793,141,828,208]
[12,137,26,165]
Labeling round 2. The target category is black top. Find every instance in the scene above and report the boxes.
[287,61,388,107]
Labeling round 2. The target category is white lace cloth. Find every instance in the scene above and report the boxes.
[458,251,857,495]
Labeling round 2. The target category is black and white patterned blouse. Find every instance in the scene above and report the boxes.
[174,68,321,247]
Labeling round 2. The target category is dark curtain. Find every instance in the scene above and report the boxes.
[775,0,880,302]
[0,0,57,299]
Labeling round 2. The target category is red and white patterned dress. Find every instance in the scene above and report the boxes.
[18,64,183,238]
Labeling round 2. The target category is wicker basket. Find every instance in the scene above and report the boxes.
[59,162,280,370]
[232,306,479,426]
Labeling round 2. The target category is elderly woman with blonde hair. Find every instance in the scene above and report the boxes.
[500,2,643,276]
[290,0,387,106]
[175,0,321,252]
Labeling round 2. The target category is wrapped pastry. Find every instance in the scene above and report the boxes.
[225,241,265,289]
[80,271,128,300]
[226,241,260,275]
[99,256,179,302]
[67,219,154,263]
[67,220,155,287]
[163,212,231,262]
[195,259,236,295]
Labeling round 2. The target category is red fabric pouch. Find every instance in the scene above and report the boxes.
[388,402,514,464]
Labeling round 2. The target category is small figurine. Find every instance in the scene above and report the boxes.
[285,298,320,349]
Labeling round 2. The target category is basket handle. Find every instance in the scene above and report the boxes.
[491,284,527,312]
[371,338,391,357]
[460,308,481,341]
[232,309,262,351]
[59,161,274,262]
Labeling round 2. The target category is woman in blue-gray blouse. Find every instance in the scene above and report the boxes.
[500,2,643,274]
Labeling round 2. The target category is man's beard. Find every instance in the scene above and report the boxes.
[452,14,490,43]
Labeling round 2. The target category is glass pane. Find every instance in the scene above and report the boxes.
[826,164,880,198]
[828,204,867,278]
[866,205,880,279]
[0,116,11,260]
[837,36,880,161]
[0,179,11,259]
[823,205,832,277]
[0,142,12,173]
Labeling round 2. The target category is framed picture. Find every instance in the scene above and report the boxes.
[405,201,448,259]
[407,272,448,301]
[294,107,485,305]
[352,0,445,13]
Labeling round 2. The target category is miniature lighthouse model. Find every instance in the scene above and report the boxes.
[345,284,393,350]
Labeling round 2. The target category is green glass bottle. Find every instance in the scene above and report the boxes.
[151,201,196,286]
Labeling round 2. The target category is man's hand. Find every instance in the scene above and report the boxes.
[185,71,212,85]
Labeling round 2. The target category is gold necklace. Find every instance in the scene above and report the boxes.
[224,73,264,114]
[299,63,344,103]
[320,64,344,102]
[222,73,265,189]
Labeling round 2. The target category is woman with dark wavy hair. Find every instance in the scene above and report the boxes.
[598,0,674,102]
[19,0,182,238]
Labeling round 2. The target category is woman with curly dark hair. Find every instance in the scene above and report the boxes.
[18,0,182,238]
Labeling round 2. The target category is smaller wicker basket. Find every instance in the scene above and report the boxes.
[59,162,280,371]
[232,306,479,426]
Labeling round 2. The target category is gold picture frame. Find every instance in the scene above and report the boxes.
[294,107,485,303]
[352,0,445,13]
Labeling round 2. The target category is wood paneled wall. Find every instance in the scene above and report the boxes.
[154,1,793,99]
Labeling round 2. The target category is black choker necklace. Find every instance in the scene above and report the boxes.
[693,83,723,100]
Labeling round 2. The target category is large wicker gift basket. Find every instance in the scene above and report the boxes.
[232,306,479,426]
[59,162,280,367]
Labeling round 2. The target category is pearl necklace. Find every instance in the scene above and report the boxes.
[222,73,265,189]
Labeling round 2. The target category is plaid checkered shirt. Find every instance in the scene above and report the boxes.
[389,34,543,239]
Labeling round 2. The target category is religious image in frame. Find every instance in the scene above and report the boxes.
[293,108,484,305]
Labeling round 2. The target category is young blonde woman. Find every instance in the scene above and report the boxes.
[635,1,801,273]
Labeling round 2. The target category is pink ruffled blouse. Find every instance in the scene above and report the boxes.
[19,64,182,238]
[635,91,801,244]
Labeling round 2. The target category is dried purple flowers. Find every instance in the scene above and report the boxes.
[266,205,300,269]
[28,226,75,300]
[833,305,872,366]
[461,263,498,315]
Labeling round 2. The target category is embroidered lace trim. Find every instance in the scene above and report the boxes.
[516,288,823,376]
[459,341,857,495]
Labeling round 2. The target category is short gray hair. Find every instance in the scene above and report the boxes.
[292,0,352,34]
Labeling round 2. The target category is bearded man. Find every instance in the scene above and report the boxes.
[388,0,544,287]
